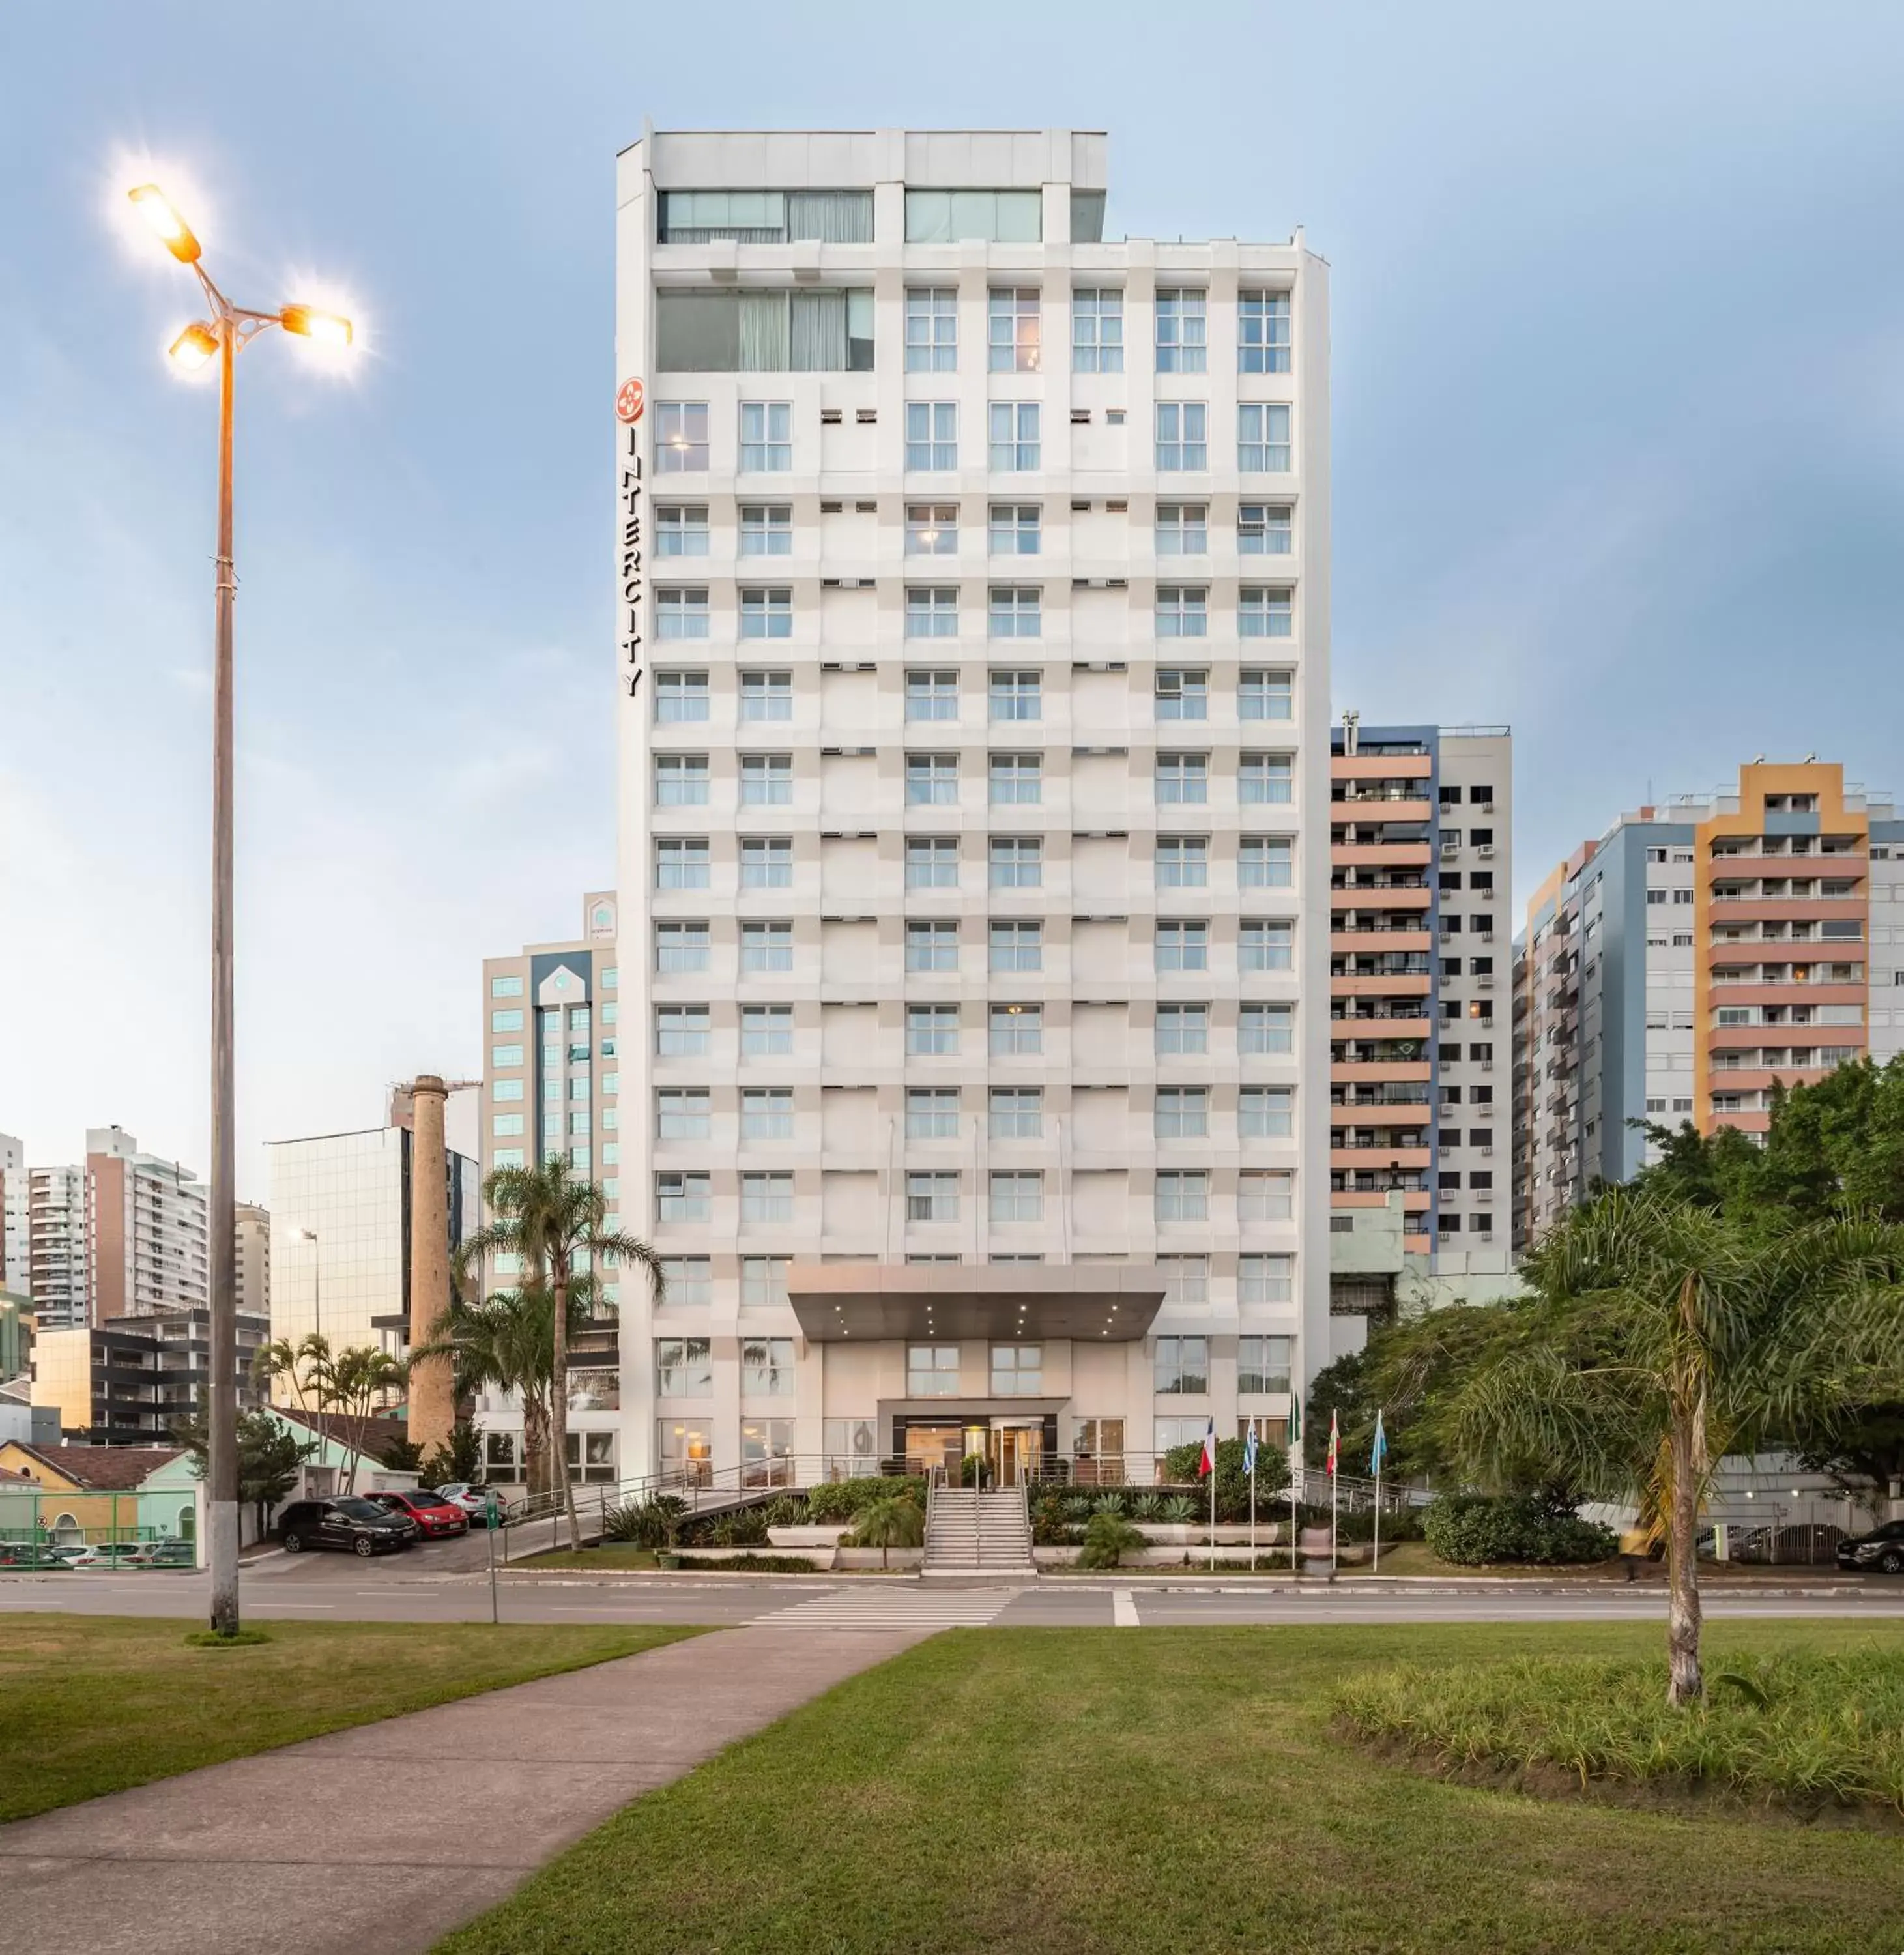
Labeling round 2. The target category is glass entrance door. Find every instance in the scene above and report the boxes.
[990,1423,1044,1487]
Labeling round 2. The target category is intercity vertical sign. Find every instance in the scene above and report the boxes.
[617,377,646,695]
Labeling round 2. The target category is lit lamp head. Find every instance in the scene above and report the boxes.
[128,184,201,263]
[167,323,220,373]
[280,304,354,349]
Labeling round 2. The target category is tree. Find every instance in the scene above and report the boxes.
[455,1156,663,1553]
[419,1423,485,1490]
[324,1346,408,1492]
[1444,1187,1904,1705]
[851,1496,924,1569]
[379,1435,425,1473]
[410,1285,564,1495]
[174,1409,313,1539]
[250,1333,329,1417]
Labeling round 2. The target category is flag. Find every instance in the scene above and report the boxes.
[1243,1418,1259,1478]
[1288,1390,1302,1451]
[1326,1408,1340,1477]
[1198,1416,1217,1478]
[1370,1409,1387,1477]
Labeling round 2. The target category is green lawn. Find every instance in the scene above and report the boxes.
[0,1614,703,1823]
[439,1622,1904,1955]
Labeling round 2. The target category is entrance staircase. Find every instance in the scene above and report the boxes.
[925,1483,1036,1582]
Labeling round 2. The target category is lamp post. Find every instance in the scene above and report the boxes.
[296,1227,325,1479]
[127,183,353,1636]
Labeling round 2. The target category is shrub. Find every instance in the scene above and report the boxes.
[851,1496,926,1569]
[604,1494,684,1548]
[805,1476,924,1524]
[711,1508,770,1548]
[760,1494,807,1528]
[1422,1492,1617,1567]
[1031,1495,1071,1546]
[1162,1437,1293,1521]
[1076,1513,1149,1569]
[704,1552,816,1574]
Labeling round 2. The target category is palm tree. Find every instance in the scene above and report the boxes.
[409,1284,564,1494]
[851,1496,925,1571]
[250,1333,328,1417]
[326,1346,409,1492]
[1449,1187,1904,1705]
[455,1155,663,1552]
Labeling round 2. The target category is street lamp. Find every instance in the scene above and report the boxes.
[128,181,354,1637]
[296,1228,325,1477]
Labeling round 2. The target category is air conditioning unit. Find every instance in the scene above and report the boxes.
[1480,930,1495,942]
[1071,499,1093,512]
[854,500,878,514]
[855,408,878,425]
[1478,974,1495,989]
[1481,1145,1493,1155]
[820,407,843,425]
[820,500,844,514]
[1481,1060,1493,1071]
[1478,844,1496,858]
[1070,408,1092,425]
[1482,801,1496,813]
[1106,498,1129,512]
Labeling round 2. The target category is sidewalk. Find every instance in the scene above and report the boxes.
[0,1623,923,1955]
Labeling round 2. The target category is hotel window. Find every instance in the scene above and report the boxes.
[906,586,959,639]
[491,1044,523,1067]
[656,1088,710,1140]
[904,288,958,372]
[906,669,959,721]
[1239,1170,1295,1222]
[990,1004,1043,1056]
[740,837,793,888]
[905,401,959,470]
[906,503,959,555]
[656,1174,711,1224]
[988,287,1041,373]
[1155,401,1207,471]
[989,401,1041,472]
[654,401,709,472]
[491,1149,525,1169]
[1241,754,1294,805]
[1156,755,1209,805]
[1238,291,1292,373]
[1240,1085,1295,1138]
[907,1005,959,1056]
[654,284,877,370]
[656,587,710,639]
[1156,1004,1209,1055]
[907,1344,962,1395]
[741,1005,793,1056]
[1072,287,1124,372]
[660,1256,712,1306]
[990,1340,1043,1391]
[741,1172,793,1223]
[906,753,958,807]
[656,188,873,244]
[905,188,1041,244]
[656,504,710,557]
[990,1087,1043,1139]
[1239,587,1294,638]
[740,921,793,972]
[742,1337,796,1397]
[989,1174,1043,1225]
[1237,1335,1293,1395]
[1238,403,1292,472]
[655,922,709,974]
[1156,922,1210,973]
[740,754,793,805]
[740,587,793,639]
[988,669,1041,721]
[654,670,709,722]
[1155,835,1209,886]
[1156,585,1208,636]
[906,1174,960,1223]
[491,1009,524,1032]
[490,974,524,998]
[1240,840,1294,891]
[989,586,1042,638]
[906,1088,960,1139]
[1239,918,1297,977]
[1155,1086,1209,1138]
[1159,1256,1209,1305]
[656,838,710,890]
[1239,669,1293,721]
[739,504,792,556]
[1155,1171,1209,1223]
[1155,667,1208,720]
[989,836,1043,888]
[1239,1254,1294,1306]
[491,1078,522,1104]
[493,1113,524,1137]
[989,753,1041,805]
[1155,1333,1209,1392]
[906,837,959,890]
[1241,1003,1294,1055]
[654,754,709,806]
[1155,502,1208,556]
[990,920,1042,972]
[739,401,792,472]
[656,1336,712,1396]
[1155,289,1207,372]
[906,920,959,973]
[655,1005,709,1056]
[740,669,793,720]
[1238,504,1293,555]
[989,503,1041,555]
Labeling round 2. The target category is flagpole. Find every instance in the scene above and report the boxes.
[1289,1393,1300,1577]
[1331,1462,1338,1574]
[1248,1420,1256,1569]
[1209,1440,1217,1574]
[1373,1450,1382,1574]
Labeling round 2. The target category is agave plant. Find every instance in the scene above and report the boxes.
[1063,1493,1096,1522]
[1131,1492,1164,1521]
[761,1494,807,1528]
[1160,1494,1196,1522]
[1092,1492,1127,1517]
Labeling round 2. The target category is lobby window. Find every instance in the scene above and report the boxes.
[655,753,710,807]
[989,1174,1043,1225]
[906,1174,960,1223]
[656,587,710,639]
[740,754,794,805]
[905,401,959,471]
[988,287,1041,373]
[906,837,959,890]
[1239,1170,1295,1222]
[906,586,959,638]
[1155,1086,1209,1139]
[1238,291,1292,373]
[655,401,709,472]
[1072,287,1124,372]
[989,1004,1043,1057]
[1155,289,1207,372]
[1156,585,1208,637]
[989,836,1042,888]
[738,503,793,556]
[1237,1335,1293,1394]
[907,1005,959,1056]
[906,669,959,721]
[1239,668,1293,721]
[988,669,1041,721]
[740,669,793,720]
[905,288,958,371]
[654,922,709,974]
[1240,1085,1295,1138]
[739,401,792,472]
[740,837,793,888]
[1238,403,1292,472]
[990,1087,1043,1139]
[1239,587,1294,639]
[656,1336,712,1397]
[906,920,959,973]
[654,670,709,722]
[1239,1254,1294,1305]
[990,753,1041,805]
[741,1005,793,1056]
[1241,920,1295,971]
[740,1172,793,1223]
[1156,1003,1209,1055]
[989,920,1042,973]
[906,503,959,554]
[990,1341,1043,1392]
[742,1337,796,1396]
[740,587,794,639]
[656,838,709,891]
[989,586,1042,639]
[1156,755,1209,805]
[656,504,710,557]
[1238,504,1292,555]
[1155,835,1209,886]
[1240,840,1293,891]
[1155,1334,1209,1393]
[1155,667,1208,720]
[660,1256,712,1306]
[906,1088,960,1139]
[740,921,793,972]
[1155,402,1207,471]
[905,188,1041,244]
[1155,1172,1209,1223]
[906,1344,962,1395]
[655,1005,710,1057]
[1241,754,1294,804]
[1155,503,1208,556]
[656,1088,710,1140]
[989,401,1041,472]
[656,1173,711,1224]
[1156,923,1209,973]
[1241,1003,1293,1055]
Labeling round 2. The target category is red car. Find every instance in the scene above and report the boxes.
[368,1489,469,1539]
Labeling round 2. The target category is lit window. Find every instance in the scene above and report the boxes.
[906,503,958,553]
[987,288,1041,373]
[989,1004,1043,1056]
[655,401,709,472]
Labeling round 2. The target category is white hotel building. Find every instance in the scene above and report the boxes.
[599,126,1330,1488]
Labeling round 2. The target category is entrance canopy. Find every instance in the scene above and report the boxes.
[786,1262,1167,1342]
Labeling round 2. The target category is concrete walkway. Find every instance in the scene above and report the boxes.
[0,1623,924,1955]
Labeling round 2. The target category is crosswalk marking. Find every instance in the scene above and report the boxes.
[751,1585,1019,1629]
[1112,1587,1140,1627]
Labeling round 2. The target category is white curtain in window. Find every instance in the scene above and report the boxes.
[788,190,873,243]
[739,295,789,372]
[791,290,847,371]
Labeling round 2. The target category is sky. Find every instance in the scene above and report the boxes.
[5,3,1904,1199]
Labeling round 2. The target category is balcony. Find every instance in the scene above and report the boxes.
[1329,1145,1431,1172]
[1331,972,1432,998]
[1329,929,1432,956]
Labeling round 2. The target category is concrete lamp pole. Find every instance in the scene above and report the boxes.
[127,184,353,1637]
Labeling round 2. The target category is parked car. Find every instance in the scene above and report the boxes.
[279,1498,416,1557]
[61,1542,158,1571]
[432,1484,510,1526]
[368,1489,469,1539]
[0,1541,67,1568]
[1836,1518,1904,1574]
[145,1539,197,1567]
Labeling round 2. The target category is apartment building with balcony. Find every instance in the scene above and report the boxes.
[609,126,1331,1488]
[0,1134,27,1297]
[84,1127,209,1323]
[27,1165,87,1329]
[1513,760,1901,1249]
[31,1305,268,1445]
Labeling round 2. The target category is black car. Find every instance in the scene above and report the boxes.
[279,1498,416,1557]
[1836,1518,1904,1574]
